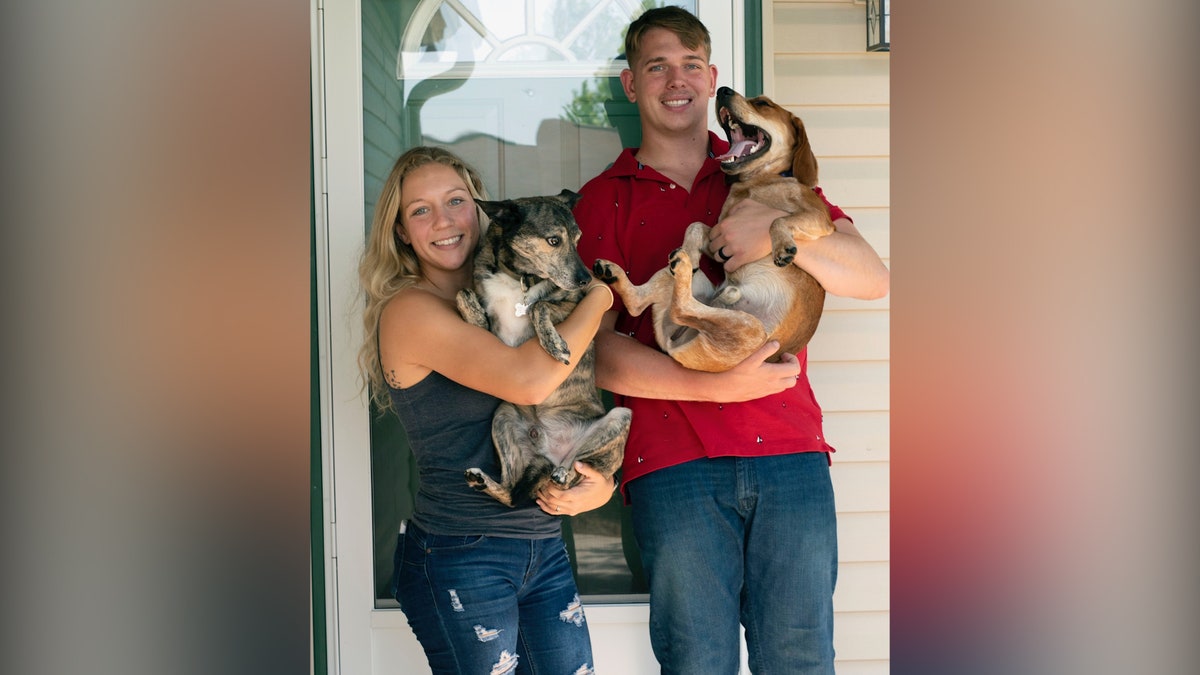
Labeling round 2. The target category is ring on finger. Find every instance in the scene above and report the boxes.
[716,246,731,262]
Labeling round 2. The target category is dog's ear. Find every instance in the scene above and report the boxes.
[555,189,582,211]
[476,199,520,226]
[790,116,819,187]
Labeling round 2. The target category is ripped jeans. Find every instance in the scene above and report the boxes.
[393,521,595,675]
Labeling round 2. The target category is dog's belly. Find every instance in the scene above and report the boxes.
[541,418,593,465]
[713,263,795,332]
[506,407,597,465]
[480,274,535,346]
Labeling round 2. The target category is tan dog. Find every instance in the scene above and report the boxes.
[593,87,835,372]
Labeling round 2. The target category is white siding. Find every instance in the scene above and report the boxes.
[768,1,891,670]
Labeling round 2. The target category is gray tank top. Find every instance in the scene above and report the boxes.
[388,370,560,538]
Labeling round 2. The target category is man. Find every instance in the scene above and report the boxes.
[573,7,889,674]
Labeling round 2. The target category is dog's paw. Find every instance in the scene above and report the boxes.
[550,466,571,485]
[668,248,696,276]
[546,345,571,365]
[465,468,487,490]
[537,329,572,365]
[593,259,619,283]
[773,245,797,267]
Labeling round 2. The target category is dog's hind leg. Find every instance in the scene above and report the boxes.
[665,250,769,371]
[566,406,631,484]
[549,406,632,486]
[466,404,533,506]
[464,468,514,507]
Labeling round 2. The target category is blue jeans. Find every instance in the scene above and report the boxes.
[628,453,837,674]
[392,522,595,675]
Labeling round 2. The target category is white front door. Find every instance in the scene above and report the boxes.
[313,2,746,672]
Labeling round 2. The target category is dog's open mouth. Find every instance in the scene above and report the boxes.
[715,105,770,168]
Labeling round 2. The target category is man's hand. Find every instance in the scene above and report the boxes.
[708,340,801,402]
[706,199,787,272]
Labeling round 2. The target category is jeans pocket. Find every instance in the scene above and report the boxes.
[423,533,487,554]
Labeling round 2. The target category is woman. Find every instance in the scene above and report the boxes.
[358,146,615,674]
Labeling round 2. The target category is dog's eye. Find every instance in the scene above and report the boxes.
[546,236,561,247]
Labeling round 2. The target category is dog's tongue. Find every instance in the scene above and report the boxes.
[715,139,756,162]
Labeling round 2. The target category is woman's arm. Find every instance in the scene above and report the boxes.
[380,282,613,405]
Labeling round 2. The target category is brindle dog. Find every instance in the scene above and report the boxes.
[457,190,630,506]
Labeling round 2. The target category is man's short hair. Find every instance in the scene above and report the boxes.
[624,6,712,67]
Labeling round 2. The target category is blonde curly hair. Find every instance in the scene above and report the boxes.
[357,146,489,412]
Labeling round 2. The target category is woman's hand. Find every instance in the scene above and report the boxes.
[536,462,616,516]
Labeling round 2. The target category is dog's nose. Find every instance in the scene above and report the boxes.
[718,86,735,97]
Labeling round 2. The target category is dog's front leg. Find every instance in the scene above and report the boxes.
[769,209,835,267]
[455,288,490,329]
[761,187,835,267]
[517,278,556,317]
[529,301,571,365]
[681,221,710,265]
[593,259,670,318]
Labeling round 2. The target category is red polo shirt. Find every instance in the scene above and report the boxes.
[574,132,847,489]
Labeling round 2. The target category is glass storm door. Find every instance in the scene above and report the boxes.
[316,1,746,672]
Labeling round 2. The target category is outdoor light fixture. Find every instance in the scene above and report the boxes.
[867,0,889,52]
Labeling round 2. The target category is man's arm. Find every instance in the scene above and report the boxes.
[792,216,890,300]
[708,200,890,300]
[591,312,802,402]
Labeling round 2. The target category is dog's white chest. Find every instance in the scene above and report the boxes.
[480,274,535,346]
